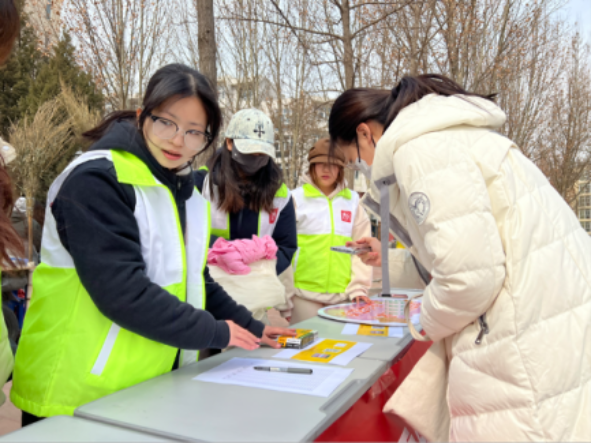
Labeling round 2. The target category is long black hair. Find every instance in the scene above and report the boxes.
[83,64,222,155]
[328,74,495,147]
[206,145,283,214]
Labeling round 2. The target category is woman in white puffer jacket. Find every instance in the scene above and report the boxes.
[328,74,591,442]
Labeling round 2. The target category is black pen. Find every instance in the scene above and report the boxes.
[254,366,313,374]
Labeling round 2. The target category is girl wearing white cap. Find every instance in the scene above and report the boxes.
[195,109,297,289]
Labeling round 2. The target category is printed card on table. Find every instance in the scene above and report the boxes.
[292,339,356,363]
[273,338,373,366]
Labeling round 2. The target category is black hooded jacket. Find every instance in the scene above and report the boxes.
[51,120,265,351]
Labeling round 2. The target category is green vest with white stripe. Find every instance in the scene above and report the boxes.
[292,184,359,294]
[199,167,290,239]
[11,150,210,418]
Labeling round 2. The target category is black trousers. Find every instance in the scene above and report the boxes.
[22,411,44,427]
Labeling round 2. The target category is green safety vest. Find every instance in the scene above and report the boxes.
[199,166,290,239]
[11,150,210,417]
[292,184,359,294]
[0,275,13,407]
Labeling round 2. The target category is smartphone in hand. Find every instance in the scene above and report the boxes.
[330,245,372,255]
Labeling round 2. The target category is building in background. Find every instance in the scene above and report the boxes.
[576,175,591,235]
[25,0,64,52]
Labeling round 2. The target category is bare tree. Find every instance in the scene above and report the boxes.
[222,0,414,91]
[64,0,171,110]
[539,33,591,204]
[197,0,217,87]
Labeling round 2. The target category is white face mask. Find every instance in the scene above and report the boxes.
[348,158,372,181]
[346,135,375,181]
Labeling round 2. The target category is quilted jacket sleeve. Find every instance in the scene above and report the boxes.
[387,249,427,290]
[394,134,506,342]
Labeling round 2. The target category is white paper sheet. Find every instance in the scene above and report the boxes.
[193,358,353,397]
[273,338,373,366]
[341,323,405,338]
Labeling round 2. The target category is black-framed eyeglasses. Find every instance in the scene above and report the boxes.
[148,114,211,151]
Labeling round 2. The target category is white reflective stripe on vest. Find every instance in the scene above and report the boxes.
[42,150,207,374]
[90,324,120,376]
[179,192,209,367]
[202,175,230,234]
[202,174,291,237]
[292,186,359,237]
[134,185,185,288]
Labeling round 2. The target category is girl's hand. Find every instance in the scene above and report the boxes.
[226,320,261,350]
[260,326,297,349]
[352,295,372,305]
[347,237,382,267]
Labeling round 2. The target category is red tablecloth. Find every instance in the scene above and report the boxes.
[315,339,432,443]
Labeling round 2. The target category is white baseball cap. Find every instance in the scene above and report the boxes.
[225,109,275,159]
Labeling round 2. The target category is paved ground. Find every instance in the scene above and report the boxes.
[0,382,20,436]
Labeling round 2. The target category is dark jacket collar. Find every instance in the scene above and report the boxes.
[89,119,195,202]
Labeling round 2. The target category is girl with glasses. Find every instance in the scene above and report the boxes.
[289,138,372,324]
[11,64,294,426]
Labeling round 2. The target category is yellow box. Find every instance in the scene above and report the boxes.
[277,329,319,349]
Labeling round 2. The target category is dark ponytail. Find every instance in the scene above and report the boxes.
[329,74,495,147]
[83,64,222,154]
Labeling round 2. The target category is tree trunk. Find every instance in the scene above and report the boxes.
[197,0,217,89]
[340,0,354,90]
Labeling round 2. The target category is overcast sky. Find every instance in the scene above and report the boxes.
[566,0,591,35]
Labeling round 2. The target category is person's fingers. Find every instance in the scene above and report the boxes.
[267,327,296,336]
[236,337,259,350]
[358,252,377,265]
[348,238,370,248]
[235,331,260,350]
[239,328,260,344]
[260,335,281,349]
[227,321,261,350]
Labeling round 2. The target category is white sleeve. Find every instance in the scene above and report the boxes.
[395,136,506,342]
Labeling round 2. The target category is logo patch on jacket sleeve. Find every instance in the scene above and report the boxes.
[408,192,430,225]
[269,208,279,224]
[341,210,352,223]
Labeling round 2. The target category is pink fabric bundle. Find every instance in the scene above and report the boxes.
[207,235,278,275]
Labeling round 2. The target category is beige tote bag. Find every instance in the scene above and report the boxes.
[208,259,286,321]
[383,295,451,443]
